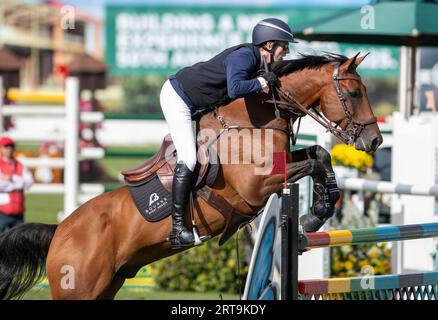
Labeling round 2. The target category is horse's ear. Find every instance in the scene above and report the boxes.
[354,52,369,68]
[341,52,361,71]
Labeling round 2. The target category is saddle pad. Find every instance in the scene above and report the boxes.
[128,174,172,222]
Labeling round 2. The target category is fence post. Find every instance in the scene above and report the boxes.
[281,183,299,300]
[63,77,79,219]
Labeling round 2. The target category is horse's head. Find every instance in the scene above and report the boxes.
[273,53,383,154]
[319,53,382,153]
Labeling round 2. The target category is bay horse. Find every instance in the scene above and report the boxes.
[0,53,382,300]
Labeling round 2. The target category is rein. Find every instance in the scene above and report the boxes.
[269,62,377,145]
[212,61,377,146]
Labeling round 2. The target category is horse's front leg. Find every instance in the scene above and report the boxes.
[262,156,320,194]
[290,145,340,232]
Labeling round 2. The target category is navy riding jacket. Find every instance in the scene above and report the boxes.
[170,43,263,116]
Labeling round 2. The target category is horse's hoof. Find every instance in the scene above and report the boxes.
[299,213,325,232]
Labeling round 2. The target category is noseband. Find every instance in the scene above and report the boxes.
[269,61,377,145]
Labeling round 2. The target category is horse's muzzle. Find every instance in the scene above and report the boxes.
[355,132,383,154]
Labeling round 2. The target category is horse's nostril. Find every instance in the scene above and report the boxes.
[371,136,383,151]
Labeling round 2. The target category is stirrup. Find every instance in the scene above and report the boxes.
[192,223,211,246]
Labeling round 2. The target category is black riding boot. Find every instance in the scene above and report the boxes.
[169,161,195,249]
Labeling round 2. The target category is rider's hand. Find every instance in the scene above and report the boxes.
[262,72,278,87]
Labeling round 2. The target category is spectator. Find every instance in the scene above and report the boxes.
[0,136,33,232]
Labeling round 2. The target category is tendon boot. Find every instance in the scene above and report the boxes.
[299,183,329,232]
[299,174,340,232]
[169,161,195,249]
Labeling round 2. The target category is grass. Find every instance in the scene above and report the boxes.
[25,194,62,224]
[17,145,240,300]
[22,287,239,300]
[97,157,144,181]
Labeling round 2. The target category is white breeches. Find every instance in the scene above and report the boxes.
[160,80,197,172]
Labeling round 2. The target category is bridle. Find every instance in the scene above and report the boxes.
[213,60,377,146]
[267,61,377,145]
[331,62,377,144]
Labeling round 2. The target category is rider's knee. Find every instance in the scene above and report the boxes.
[178,154,197,172]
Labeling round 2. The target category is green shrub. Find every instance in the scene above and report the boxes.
[151,235,248,294]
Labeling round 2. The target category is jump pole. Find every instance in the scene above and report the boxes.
[301,222,438,250]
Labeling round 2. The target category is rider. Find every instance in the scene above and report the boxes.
[160,18,298,248]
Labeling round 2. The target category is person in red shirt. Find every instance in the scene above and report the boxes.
[0,136,33,232]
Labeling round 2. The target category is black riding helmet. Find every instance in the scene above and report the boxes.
[252,18,298,46]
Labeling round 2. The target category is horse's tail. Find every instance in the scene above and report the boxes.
[0,223,57,300]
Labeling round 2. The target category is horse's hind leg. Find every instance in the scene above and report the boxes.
[98,276,126,300]
[47,261,114,300]
[48,264,117,300]
[47,240,117,300]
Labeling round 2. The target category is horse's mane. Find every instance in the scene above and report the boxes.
[271,53,349,77]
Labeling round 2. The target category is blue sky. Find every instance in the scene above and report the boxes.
[28,0,371,19]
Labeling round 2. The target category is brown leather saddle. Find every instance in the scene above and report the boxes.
[122,134,253,246]
[122,134,211,191]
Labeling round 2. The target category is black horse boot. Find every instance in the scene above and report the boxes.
[300,173,340,232]
[299,183,327,232]
[169,161,195,249]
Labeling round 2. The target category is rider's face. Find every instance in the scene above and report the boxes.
[273,42,289,61]
[263,41,289,63]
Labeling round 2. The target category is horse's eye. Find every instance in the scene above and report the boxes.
[349,90,361,98]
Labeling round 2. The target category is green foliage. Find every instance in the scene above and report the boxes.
[373,102,397,117]
[365,77,397,117]
[151,235,248,294]
[122,75,167,115]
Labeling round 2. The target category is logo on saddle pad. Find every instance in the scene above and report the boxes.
[149,193,160,206]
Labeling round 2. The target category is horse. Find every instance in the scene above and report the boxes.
[0,53,382,300]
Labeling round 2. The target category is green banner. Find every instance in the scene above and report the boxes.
[105,5,399,78]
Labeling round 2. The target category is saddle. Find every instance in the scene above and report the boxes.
[122,134,211,190]
[122,134,253,246]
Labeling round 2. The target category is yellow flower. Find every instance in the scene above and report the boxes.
[367,246,380,259]
[227,259,236,268]
[331,144,373,172]
[344,261,354,270]
[358,260,368,268]
[340,245,353,255]
[332,261,343,272]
